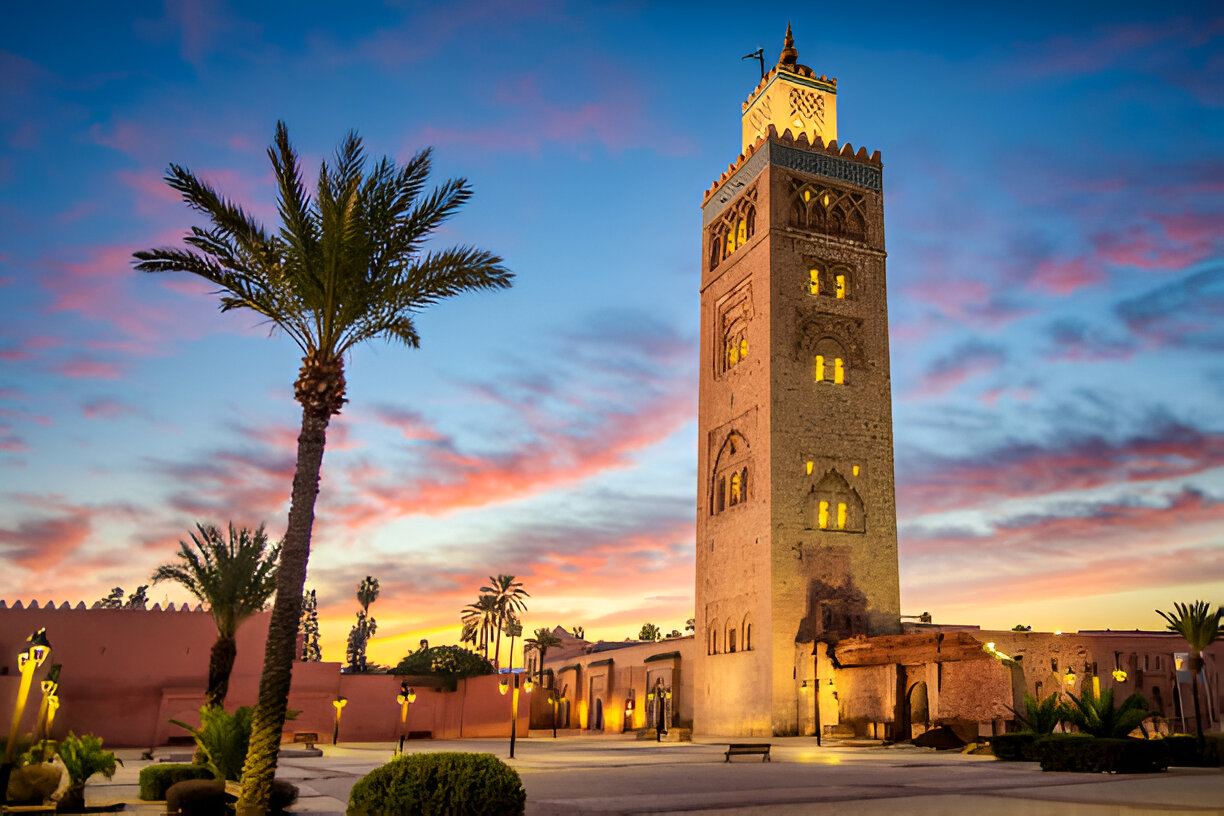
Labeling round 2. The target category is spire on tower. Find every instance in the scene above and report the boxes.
[778,22,798,68]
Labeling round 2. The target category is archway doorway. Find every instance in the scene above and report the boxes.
[592,698,604,731]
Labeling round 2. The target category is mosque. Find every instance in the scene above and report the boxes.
[526,27,1222,742]
[1,28,1219,748]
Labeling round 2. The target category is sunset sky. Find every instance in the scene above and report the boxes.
[1,2,1221,667]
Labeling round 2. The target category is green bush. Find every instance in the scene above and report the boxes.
[991,732,1040,762]
[1161,734,1224,767]
[56,732,122,811]
[169,706,253,781]
[347,752,525,816]
[1036,734,1168,773]
[138,763,213,800]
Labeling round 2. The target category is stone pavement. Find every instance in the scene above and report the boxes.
[85,736,1224,816]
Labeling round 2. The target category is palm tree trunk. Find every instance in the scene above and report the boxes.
[205,635,238,710]
[493,612,504,669]
[1189,654,1205,748]
[236,407,329,816]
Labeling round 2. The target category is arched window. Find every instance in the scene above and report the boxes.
[708,190,757,270]
[807,469,866,533]
[711,431,752,515]
[726,618,737,653]
[808,263,852,300]
[741,614,753,651]
[814,337,848,385]
[708,624,718,655]
[789,179,868,243]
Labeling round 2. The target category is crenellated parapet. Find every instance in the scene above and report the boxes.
[703,125,883,209]
[0,599,206,612]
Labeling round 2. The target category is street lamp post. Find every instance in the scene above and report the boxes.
[499,673,533,759]
[395,682,416,755]
[2,629,52,796]
[35,664,60,741]
[648,679,670,742]
[331,697,347,746]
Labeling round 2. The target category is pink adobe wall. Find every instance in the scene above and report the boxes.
[0,603,527,747]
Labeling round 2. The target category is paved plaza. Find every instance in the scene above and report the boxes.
[88,736,1224,816]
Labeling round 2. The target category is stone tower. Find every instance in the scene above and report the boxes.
[694,27,900,737]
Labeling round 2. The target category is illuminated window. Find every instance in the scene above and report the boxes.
[736,218,747,247]
[739,337,748,361]
[805,460,814,475]
[728,629,737,653]
[726,339,739,366]
[808,469,866,533]
[814,338,849,385]
[852,465,860,476]
[729,472,742,505]
[835,274,846,299]
[712,432,752,515]
[809,267,820,295]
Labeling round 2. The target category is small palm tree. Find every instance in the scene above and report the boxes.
[134,122,511,815]
[1065,686,1151,738]
[480,575,529,668]
[1156,600,1224,745]
[525,627,562,682]
[1006,691,1067,734]
[151,523,279,710]
[461,595,499,659]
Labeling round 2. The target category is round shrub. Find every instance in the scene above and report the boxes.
[139,763,213,800]
[347,752,525,816]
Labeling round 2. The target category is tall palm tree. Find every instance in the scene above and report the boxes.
[134,123,511,816]
[525,627,562,682]
[151,523,279,710]
[481,574,529,669]
[1157,600,1224,746]
[461,594,499,659]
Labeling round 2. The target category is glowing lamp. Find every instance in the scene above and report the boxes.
[499,677,509,695]
[407,687,416,703]
[985,642,995,651]
[647,691,655,701]
[1064,667,1076,686]
[18,629,51,671]
[332,697,347,711]
[523,677,533,694]
[1112,668,1127,682]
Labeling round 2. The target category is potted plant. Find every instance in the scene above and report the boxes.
[5,738,63,806]
[54,733,122,812]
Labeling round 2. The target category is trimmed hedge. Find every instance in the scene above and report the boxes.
[991,732,1040,762]
[347,752,525,816]
[1161,734,1224,767]
[1036,734,1168,774]
[138,763,213,800]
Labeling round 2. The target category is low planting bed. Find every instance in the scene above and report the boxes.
[1036,733,1168,774]
[347,752,525,816]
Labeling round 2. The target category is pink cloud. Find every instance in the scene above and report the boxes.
[0,509,92,571]
[905,341,1006,401]
[54,357,124,380]
[903,490,1224,610]
[81,399,144,420]
[1028,257,1106,295]
[1095,214,1219,271]
[897,422,1224,517]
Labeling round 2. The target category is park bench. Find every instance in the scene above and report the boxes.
[724,743,771,762]
[292,731,319,749]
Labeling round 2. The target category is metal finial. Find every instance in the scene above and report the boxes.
[741,47,764,80]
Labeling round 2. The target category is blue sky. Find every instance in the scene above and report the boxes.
[1,1,1221,664]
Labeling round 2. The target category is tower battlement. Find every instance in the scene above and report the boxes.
[703,126,883,206]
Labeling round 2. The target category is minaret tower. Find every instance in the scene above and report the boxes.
[694,26,900,737]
